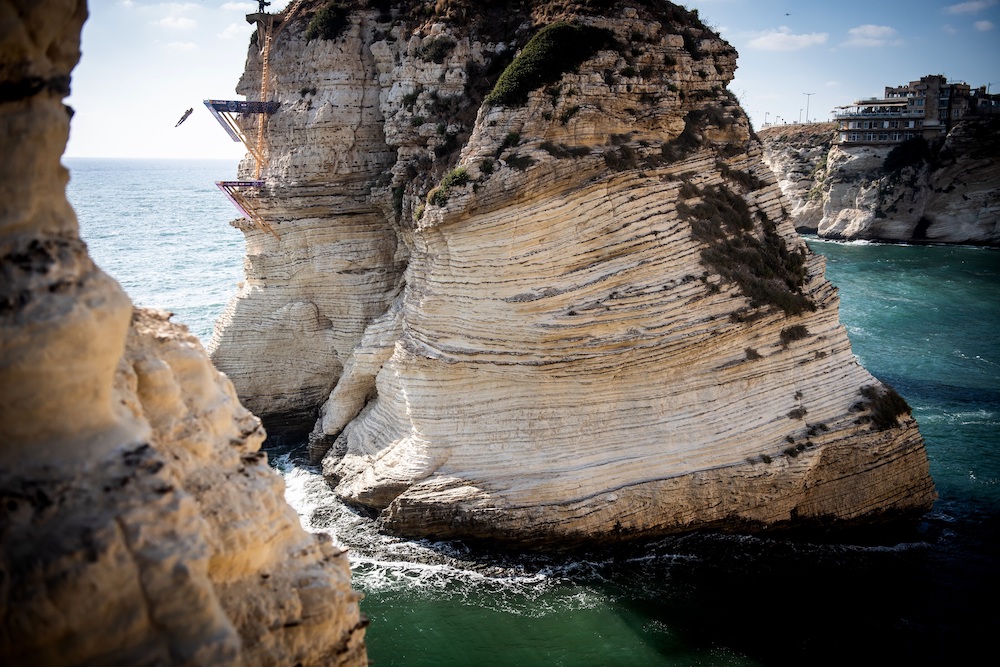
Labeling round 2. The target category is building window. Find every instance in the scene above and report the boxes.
[890,120,899,128]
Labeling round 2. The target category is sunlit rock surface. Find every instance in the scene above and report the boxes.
[760,120,1000,245]
[0,1,367,663]
[212,0,936,548]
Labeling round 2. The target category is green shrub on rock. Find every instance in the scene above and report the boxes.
[305,2,352,42]
[485,21,613,107]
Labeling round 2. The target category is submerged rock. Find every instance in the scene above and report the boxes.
[0,1,367,664]
[212,0,937,548]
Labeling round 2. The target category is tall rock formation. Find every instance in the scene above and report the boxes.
[0,1,366,664]
[760,120,1000,244]
[212,0,936,548]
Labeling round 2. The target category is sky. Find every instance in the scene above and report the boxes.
[64,1,1000,158]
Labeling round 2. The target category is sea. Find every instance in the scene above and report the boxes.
[69,157,999,666]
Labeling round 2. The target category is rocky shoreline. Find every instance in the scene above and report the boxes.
[760,119,1000,245]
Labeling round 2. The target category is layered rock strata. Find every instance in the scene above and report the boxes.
[213,0,936,547]
[760,120,1000,244]
[0,1,366,664]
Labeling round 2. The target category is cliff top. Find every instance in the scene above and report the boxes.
[758,122,838,144]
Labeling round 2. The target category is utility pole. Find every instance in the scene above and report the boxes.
[804,92,814,123]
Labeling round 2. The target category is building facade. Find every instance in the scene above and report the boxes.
[834,74,974,145]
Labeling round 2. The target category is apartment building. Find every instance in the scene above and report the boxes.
[834,74,973,145]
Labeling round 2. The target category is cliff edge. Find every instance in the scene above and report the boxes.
[211,0,936,548]
[0,1,366,664]
[760,119,1000,244]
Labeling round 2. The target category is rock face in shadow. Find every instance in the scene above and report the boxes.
[760,120,1000,245]
[0,1,367,664]
[211,0,936,548]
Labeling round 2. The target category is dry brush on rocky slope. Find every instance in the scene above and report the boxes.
[210,0,937,548]
[0,1,367,664]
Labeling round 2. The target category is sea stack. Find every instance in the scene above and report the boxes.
[211,0,937,548]
[0,1,367,664]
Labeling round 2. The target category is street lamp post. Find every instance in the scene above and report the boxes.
[804,92,814,123]
[765,111,770,126]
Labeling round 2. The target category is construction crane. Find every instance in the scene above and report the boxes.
[205,0,309,239]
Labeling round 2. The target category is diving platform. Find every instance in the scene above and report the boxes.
[203,99,279,164]
[216,180,279,239]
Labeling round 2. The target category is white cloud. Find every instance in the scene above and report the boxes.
[945,0,997,14]
[942,23,959,33]
[975,19,996,30]
[155,2,201,11]
[842,24,898,47]
[824,80,841,88]
[118,0,135,7]
[221,2,256,10]
[156,16,197,30]
[166,41,198,52]
[219,22,251,40]
[747,26,828,51]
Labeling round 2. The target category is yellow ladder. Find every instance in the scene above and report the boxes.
[255,27,272,179]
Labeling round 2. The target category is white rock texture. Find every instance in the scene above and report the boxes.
[760,120,1000,244]
[0,2,367,664]
[212,0,937,548]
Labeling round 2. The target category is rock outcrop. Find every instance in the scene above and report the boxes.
[212,0,936,548]
[760,119,1000,244]
[0,1,366,664]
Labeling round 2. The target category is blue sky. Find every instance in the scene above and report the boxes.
[65,1,1000,158]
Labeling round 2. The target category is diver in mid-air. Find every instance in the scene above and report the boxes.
[174,108,193,127]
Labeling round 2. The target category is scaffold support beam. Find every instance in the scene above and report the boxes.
[216,180,280,239]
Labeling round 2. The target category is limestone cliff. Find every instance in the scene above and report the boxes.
[760,120,1000,244]
[212,0,936,548]
[0,1,366,664]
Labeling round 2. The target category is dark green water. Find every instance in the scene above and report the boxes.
[70,160,999,666]
[270,241,999,667]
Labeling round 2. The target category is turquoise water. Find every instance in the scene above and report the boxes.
[810,240,1000,517]
[72,159,999,666]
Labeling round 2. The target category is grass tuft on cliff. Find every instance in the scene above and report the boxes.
[856,385,912,431]
[678,184,814,316]
[485,21,613,107]
[305,2,352,42]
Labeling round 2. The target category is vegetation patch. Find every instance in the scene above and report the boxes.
[676,184,814,315]
[883,136,930,173]
[603,145,639,171]
[855,385,912,431]
[485,21,614,107]
[660,109,708,162]
[717,161,765,192]
[305,2,352,42]
[559,104,581,124]
[787,407,807,420]
[419,36,457,63]
[506,153,536,171]
[779,324,810,346]
[540,141,590,159]
[401,90,420,109]
[427,167,470,207]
